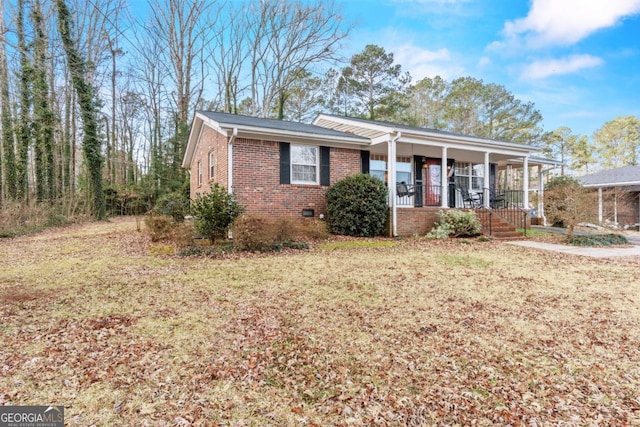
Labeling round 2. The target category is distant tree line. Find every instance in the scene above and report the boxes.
[0,0,637,222]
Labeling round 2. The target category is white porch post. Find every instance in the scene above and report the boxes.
[523,156,529,209]
[537,165,545,222]
[389,136,397,237]
[598,187,603,224]
[441,147,448,208]
[483,152,490,208]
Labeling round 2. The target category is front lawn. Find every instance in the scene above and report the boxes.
[1,217,639,425]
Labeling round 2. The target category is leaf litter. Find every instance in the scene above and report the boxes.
[0,217,639,425]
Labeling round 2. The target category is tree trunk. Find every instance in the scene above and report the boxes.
[16,0,32,202]
[56,0,105,219]
[0,0,16,203]
[32,0,56,202]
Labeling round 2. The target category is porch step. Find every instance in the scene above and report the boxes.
[477,212,524,239]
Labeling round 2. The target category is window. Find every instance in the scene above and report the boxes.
[291,145,318,184]
[208,151,215,180]
[472,164,484,190]
[454,162,484,191]
[369,155,412,184]
[197,161,202,186]
[396,156,412,184]
[370,154,387,182]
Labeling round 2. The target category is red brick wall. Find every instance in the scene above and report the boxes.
[189,126,228,199]
[396,208,440,236]
[189,127,362,218]
[232,140,361,217]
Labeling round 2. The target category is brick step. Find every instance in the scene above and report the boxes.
[478,216,523,239]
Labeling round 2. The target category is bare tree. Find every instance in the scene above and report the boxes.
[129,26,171,191]
[246,0,348,119]
[209,3,248,114]
[147,0,219,187]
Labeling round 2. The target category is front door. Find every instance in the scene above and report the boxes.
[424,158,441,206]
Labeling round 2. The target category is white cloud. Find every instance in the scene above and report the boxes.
[521,54,603,79]
[502,0,640,48]
[392,44,465,80]
[477,56,491,68]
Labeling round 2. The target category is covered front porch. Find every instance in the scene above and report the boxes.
[374,143,556,237]
[314,114,559,237]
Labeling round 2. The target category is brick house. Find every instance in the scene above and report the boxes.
[183,111,557,236]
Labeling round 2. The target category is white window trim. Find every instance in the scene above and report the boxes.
[291,144,319,185]
[455,162,484,191]
[208,151,215,180]
[370,154,412,184]
[197,161,203,186]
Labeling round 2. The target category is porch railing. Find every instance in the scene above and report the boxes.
[395,185,527,210]
[475,189,529,237]
[395,183,443,207]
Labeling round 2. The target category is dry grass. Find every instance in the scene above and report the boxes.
[1,217,639,426]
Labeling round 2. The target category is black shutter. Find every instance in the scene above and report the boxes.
[413,155,423,207]
[280,142,290,184]
[360,150,370,174]
[490,163,496,190]
[320,146,330,186]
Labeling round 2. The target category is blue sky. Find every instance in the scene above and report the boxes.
[337,0,640,138]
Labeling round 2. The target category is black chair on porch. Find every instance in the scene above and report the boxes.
[457,185,481,208]
[396,181,415,197]
[489,187,507,208]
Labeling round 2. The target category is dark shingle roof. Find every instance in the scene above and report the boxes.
[579,165,640,187]
[198,111,368,141]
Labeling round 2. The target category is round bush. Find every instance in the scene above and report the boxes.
[325,174,388,237]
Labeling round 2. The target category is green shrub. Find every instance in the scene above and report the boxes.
[567,233,628,247]
[154,192,190,223]
[144,213,175,242]
[325,174,388,237]
[191,185,244,243]
[427,209,481,239]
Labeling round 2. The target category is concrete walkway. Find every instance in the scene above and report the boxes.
[506,225,640,258]
[506,240,640,258]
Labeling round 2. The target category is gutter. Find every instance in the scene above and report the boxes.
[228,128,237,194]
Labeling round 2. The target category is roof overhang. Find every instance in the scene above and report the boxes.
[183,112,370,168]
[313,113,540,160]
[582,181,640,188]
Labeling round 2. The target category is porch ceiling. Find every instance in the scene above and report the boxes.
[314,114,544,163]
[313,116,391,140]
[371,143,548,166]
